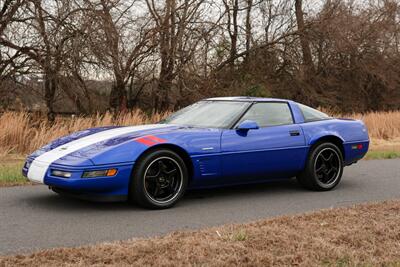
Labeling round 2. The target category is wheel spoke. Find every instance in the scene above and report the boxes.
[316,165,324,173]
[146,176,157,183]
[321,171,330,183]
[315,148,341,186]
[327,167,338,176]
[158,161,167,172]
[321,152,333,162]
[153,183,161,197]
[166,176,175,191]
[328,155,336,164]
[164,168,177,178]
[320,154,328,162]
[143,156,183,203]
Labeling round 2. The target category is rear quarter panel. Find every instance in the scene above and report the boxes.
[300,119,369,165]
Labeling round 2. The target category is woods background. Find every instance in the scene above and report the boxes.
[1,0,400,121]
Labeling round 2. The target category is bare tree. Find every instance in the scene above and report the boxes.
[0,0,26,84]
[0,0,88,121]
[82,0,155,112]
[222,0,239,69]
[0,0,399,114]
[295,0,314,76]
[146,0,206,110]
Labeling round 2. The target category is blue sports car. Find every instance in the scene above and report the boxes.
[23,97,369,209]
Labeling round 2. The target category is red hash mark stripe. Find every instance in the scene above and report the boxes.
[134,135,166,146]
[145,135,167,143]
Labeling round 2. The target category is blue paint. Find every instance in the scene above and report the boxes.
[23,98,370,199]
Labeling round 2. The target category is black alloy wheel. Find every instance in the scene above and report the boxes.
[130,149,188,209]
[144,156,183,203]
[314,147,342,188]
[297,142,344,191]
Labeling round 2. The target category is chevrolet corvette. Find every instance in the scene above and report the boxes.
[23,97,369,209]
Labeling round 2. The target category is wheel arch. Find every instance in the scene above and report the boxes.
[309,135,345,159]
[137,143,194,184]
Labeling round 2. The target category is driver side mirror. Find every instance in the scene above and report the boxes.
[237,120,259,131]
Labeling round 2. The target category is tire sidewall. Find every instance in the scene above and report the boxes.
[131,149,188,209]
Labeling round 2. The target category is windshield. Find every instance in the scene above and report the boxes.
[161,101,250,128]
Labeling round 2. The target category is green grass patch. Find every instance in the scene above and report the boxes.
[230,230,248,242]
[365,151,400,160]
[0,161,29,186]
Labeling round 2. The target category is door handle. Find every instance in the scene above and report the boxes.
[289,130,300,136]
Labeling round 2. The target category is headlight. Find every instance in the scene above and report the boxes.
[51,170,72,178]
[82,169,118,178]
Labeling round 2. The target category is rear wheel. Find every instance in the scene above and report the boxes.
[297,142,343,191]
[130,149,188,209]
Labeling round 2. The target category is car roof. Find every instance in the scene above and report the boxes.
[205,96,291,103]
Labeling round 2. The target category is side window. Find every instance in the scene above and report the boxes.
[298,104,330,122]
[237,102,294,127]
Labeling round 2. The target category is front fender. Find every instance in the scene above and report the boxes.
[74,140,150,166]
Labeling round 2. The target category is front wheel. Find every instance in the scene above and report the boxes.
[130,149,188,209]
[297,142,344,191]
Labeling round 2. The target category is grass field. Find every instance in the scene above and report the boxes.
[1,200,399,266]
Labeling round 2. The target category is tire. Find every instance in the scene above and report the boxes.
[297,142,344,191]
[130,149,188,209]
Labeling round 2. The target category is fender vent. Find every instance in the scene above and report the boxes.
[196,158,218,176]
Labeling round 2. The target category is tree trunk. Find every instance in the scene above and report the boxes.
[109,78,127,112]
[156,0,175,111]
[245,0,253,63]
[157,74,173,111]
[230,0,239,69]
[295,0,314,76]
[43,71,57,122]
[75,73,93,113]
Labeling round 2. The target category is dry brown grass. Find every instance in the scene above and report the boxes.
[347,111,400,152]
[0,110,399,156]
[0,111,169,155]
[1,200,399,266]
[369,138,400,152]
[347,111,400,140]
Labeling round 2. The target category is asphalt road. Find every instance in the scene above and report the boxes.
[1,159,399,255]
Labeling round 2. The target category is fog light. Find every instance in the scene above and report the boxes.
[82,169,118,178]
[51,170,72,178]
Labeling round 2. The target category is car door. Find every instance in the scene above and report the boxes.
[220,102,307,180]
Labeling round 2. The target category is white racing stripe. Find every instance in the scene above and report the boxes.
[27,124,170,184]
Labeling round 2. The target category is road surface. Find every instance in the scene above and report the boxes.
[0,159,399,255]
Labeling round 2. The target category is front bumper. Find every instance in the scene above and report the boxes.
[50,186,128,202]
[23,161,135,197]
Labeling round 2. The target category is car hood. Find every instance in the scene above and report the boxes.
[28,124,182,166]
